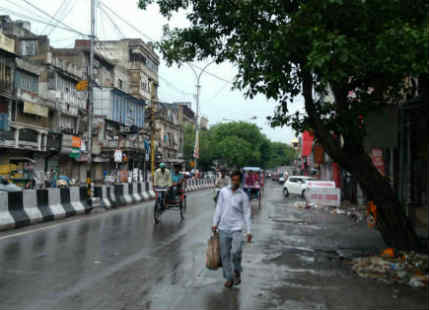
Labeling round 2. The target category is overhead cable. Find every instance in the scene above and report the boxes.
[18,0,88,36]
[0,7,87,36]
[41,0,68,34]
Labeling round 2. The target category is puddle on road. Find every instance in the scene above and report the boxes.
[268,216,306,224]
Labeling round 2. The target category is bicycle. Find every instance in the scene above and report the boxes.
[154,185,185,224]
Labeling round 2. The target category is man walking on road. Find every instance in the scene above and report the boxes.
[212,169,252,288]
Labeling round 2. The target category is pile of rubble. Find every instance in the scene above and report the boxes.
[351,249,429,287]
[293,201,367,223]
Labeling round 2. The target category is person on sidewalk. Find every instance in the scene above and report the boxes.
[212,169,252,288]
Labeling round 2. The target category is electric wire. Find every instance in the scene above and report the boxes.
[47,0,78,37]
[100,1,234,85]
[99,4,125,39]
[205,81,231,104]
[2,0,47,25]
[0,6,88,37]
[18,0,87,36]
[41,0,68,34]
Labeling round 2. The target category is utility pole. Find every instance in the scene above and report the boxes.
[150,80,156,181]
[87,0,95,198]
[186,61,215,171]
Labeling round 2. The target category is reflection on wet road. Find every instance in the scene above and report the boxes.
[0,182,427,309]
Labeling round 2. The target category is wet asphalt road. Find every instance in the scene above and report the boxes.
[0,181,428,309]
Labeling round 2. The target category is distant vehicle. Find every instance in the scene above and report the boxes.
[283,176,314,198]
[272,173,279,182]
[0,176,22,192]
[278,176,285,183]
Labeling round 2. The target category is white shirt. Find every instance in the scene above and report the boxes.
[213,185,251,234]
[154,168,172,188]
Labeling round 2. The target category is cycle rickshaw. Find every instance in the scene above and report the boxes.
[153,163,187,224]
[243,167,263,208]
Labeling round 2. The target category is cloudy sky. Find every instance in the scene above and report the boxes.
[1,0,304,143]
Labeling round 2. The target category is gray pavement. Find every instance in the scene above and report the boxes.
[0,181,427,309]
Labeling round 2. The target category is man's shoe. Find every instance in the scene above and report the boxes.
[224,280,233,288]
[233,272,241,285]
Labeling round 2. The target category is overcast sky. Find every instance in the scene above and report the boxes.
[1,0,304,143]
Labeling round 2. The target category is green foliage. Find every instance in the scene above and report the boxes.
[182,121,296,170]
[139,0,428,148]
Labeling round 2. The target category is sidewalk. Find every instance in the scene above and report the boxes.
[242,188,429,309]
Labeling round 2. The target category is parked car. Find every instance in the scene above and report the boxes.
[283,176,314,198]
[0,176,22,192]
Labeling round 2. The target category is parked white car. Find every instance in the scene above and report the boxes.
[283,176,314,198]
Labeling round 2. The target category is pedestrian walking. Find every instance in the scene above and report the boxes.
[212,169,252,288]
[214,168,230,203]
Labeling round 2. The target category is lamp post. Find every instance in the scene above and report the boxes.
[186,61,216,170]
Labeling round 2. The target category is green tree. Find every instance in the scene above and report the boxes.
[139,0,428,249]
[210,121,271,168]
[267,142,297,168]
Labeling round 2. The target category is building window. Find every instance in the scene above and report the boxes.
[21,40,37,56]
[118,79,123,89]
[0,62,12,90]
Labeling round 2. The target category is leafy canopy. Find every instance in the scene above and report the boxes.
[182,122,296,169]
[139,0,428,147]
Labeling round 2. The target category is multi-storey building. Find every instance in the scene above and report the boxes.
[154,102,182,162]
[0,17,88,183]
[90,38,159,101]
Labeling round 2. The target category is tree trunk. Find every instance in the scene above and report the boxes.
[302,72,422,251]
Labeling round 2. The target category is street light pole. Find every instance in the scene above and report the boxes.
[87,0,95,198]
[186,61,215,171]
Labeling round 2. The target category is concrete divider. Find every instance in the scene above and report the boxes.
[132,183,143,203]
[142,182,150,200]
[0,175,215,232]
[148,180,156,199]
[22,190,44,224]
[114,184,126,206]
[60,188,77,218]
[36,189,54,222]
[0,192,16,230]
[48,188,66,219]
[8,191,31,228]
[94,186,109,209]
[69,187,86,215]
[138,183,147,201]
[107,186,118,208]
[79,186,93,213]
[123,183,133,205]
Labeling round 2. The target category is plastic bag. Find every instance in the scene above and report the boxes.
[206,232,222,270]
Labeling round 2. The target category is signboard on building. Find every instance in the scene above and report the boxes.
[23,102,49,117]
[114,149,123,163]
[0,32,15,54]
[119,170,128,183]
